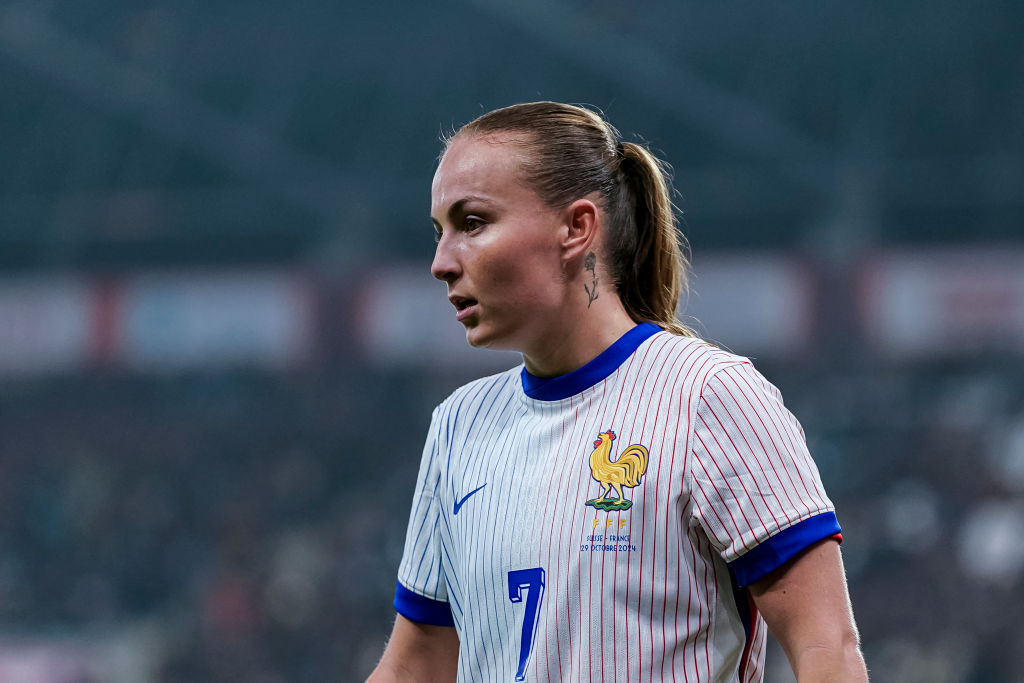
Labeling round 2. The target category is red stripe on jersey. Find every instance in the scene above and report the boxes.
[737,589,759,681]
[678,354,720,683]
[732,367,826,504]
[711,376,794,526]
[694,399,768,544]
[609,334,663,681]
[602,338,653,680]
[717,370,802,517]
[701,396,779,529]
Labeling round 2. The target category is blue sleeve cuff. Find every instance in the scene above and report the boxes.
[728,512,842,587]
[393,581,455,627]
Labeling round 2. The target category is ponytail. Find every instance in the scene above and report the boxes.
[455,101,694,337]
[613,142,693,336]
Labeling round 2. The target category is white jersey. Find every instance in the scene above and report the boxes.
[394,324,840,682]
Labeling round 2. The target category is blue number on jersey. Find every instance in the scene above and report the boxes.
[507,567,546,681]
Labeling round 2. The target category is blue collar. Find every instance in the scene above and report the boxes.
[520,323,661,401]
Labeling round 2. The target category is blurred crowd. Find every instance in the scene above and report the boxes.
[0,368,432,681]
[0,356,1021,682]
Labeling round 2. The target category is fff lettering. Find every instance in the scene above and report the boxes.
[593,518,628,529]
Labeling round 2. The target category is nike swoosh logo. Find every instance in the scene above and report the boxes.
[453,483,487,515]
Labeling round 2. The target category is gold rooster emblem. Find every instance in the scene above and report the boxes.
[585,430,649,511]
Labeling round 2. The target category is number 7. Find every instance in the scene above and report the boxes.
[507,567,545,682]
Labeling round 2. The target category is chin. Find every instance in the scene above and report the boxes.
[463,322,515,351]
[463,325,495,349]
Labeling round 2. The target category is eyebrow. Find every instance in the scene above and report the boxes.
[431,195,495,227]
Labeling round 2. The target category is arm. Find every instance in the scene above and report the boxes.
[750,538,868,682]
[367,614,459,683]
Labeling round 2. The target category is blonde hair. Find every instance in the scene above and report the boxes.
[451,101,693,336]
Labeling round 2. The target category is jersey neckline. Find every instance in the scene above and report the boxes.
[520,322,661,401]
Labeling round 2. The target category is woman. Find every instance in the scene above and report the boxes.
[369,102,867,682]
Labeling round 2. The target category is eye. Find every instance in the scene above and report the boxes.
[432,225,442,243]
[464,216,486,232]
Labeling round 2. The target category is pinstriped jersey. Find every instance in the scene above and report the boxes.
[394,324,840,682]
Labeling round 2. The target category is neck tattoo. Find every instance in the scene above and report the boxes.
[583,252,599,307]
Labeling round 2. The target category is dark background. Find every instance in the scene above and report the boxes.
[0,1,1022,681]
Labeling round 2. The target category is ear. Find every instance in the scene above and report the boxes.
[559,198,600,266]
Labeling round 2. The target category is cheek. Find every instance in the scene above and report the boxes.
[478,244,560,307]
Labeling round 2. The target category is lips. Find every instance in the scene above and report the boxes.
[449,295,479,322]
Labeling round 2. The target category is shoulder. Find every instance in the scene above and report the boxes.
[433,366,521,420]
[428,367,522,449]
[645,331,753,386]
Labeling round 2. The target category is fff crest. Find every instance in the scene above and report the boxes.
[584,429,649,512]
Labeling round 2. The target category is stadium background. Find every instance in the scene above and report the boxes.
[1,1,1022,681]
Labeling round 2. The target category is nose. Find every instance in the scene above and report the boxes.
[430,233,461,283]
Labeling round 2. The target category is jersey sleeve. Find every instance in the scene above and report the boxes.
[688,362,841,586]
[393,406,455,626]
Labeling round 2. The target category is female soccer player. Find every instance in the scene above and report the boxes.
[368,102,868,682]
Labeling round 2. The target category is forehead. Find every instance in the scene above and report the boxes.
[431,133,532,214]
